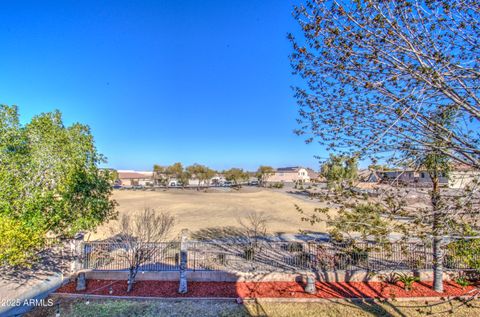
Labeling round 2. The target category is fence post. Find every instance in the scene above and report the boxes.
[178,229,188,294]
[70,232,85,273]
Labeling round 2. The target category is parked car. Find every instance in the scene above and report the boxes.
[248,180,259,186]
[113,184,122,189]
[223,181,233,187]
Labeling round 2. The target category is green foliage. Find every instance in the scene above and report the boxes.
[0,215,45,266]
[447,238,480,271]
[396,273,420,291]
[321,154,358,190]
[165,162,190,187]
[0,105,116,266]
[269,182,284,189]
[380,272,400,285]
[455,273,471,288]
[256,166,274,186]
[153,164,168,186]
[223,168,249,186]
[329,203,390,243]
[186,164,216,188]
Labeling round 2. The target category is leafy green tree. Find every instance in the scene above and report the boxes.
[0,105,116,266]
[164,162,189,187]
[224,168,249,187]
[153,164,168,186]
[256,166,274,187]
[321,154,358,190]
[186,164,216,189]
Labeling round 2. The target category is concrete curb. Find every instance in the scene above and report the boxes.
[0,274,69,317]
[83,269,451,283]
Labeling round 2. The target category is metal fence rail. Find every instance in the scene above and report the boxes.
[82,240,479,272]
[83,242,181,271]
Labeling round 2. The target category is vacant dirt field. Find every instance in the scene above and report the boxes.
[88,188,330,240]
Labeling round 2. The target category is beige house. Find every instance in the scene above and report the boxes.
[267,167,318,184]
[118,170,153,187]
[362,164,479,189]
[448,165,480,189]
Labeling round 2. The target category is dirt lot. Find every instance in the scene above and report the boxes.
[88,187,330,240]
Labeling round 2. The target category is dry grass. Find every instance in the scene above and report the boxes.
[88,188,331,240]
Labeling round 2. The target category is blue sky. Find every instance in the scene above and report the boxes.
[0,0,325,171]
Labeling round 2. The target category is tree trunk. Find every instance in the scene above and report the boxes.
[432,235,444,293]
[431,174,444,293]
[127,266,138,293]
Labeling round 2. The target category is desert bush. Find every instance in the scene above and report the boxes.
[396,273,420,291]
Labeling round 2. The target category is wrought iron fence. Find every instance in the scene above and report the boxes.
[82,240,479,272]
[83,241,181,271]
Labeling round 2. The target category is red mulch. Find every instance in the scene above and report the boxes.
[55,279,478,299]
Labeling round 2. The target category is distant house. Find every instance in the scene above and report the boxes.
[358,169,381,183]
[374,170,449,186]
[267,166,318,184]
[449,164,480,189]
[118,170,153,187]
[363,165,480,189]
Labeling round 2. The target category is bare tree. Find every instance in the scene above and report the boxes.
[110,209,175,292]
[237,212,268,260]
[289,0,480,169]
[290,0,480,293]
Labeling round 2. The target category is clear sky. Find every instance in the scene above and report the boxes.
[0,0,326,171]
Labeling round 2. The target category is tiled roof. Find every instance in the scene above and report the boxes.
[118,172,152,179]
[276,167,300,172]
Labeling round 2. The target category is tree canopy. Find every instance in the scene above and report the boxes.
[290,0,480,293]
[224,168,249,186]
[289,0,480,169]
[256,166,275,187]
[186,164,216,189]
[320,154,358,190]
[0,105,116,266]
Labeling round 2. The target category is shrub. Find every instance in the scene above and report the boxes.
[270,182,284,189]
[446,239,480,271]
[396,273,420,291]
[380,272,400,285]
[455,272,471,289]
[0,215,45,267]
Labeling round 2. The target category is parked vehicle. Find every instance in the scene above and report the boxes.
[113,184,122,189]
[248,180,259,186]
